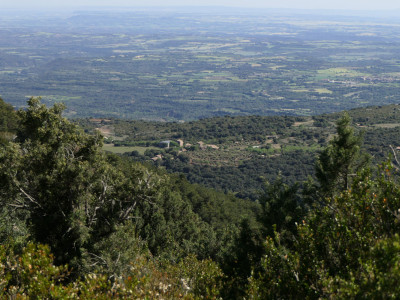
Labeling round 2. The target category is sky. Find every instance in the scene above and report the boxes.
[2,0,400,11]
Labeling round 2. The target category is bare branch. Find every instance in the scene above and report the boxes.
[8,203,28,209]
[120,200,137,220]
[19,187,43,209]
[390,145,400,170]
[87,252,108,268]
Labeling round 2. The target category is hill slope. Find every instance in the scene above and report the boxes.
[77,104,400,199]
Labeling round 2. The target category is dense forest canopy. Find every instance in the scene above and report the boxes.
[73,104,400,200]
[1,98,400,298]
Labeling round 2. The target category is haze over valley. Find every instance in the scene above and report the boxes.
[1,8,400,120]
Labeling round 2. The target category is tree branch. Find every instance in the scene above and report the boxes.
[390,145,400,170]
[19,187,43,209]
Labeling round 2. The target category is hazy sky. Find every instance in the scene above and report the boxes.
[3,0,400,11]
[0,0,400,10]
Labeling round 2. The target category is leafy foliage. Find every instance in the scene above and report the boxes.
[258,177,304,243]
[0,97,18,144]
[249,151,400,298]
[1,97,126,269]
[0,98,248,298]
[0,241,223,299]
[2,98,400,298]
[315,112,366,198]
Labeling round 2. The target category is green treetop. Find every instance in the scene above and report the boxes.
[315,112,366,199]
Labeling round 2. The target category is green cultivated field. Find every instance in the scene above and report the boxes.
[1,10,400,120]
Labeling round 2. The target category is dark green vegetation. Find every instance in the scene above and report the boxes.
[2,99,400,298]
[2,7,400,298]
[0,98,18,143]
[77,104,400,200]
[2,9,400,120]
[0,99,257,298]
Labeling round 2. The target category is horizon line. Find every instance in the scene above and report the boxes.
[2,5,400,12]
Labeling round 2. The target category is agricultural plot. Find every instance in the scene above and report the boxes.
[1,10,400,120]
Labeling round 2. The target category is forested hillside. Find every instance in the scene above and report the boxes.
[0,98,259,298]
[2,99,400,298]
[76,104,400,199]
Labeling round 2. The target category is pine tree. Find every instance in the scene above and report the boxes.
[315,112,366,199]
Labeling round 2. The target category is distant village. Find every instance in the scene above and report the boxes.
[151,139,220,161]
